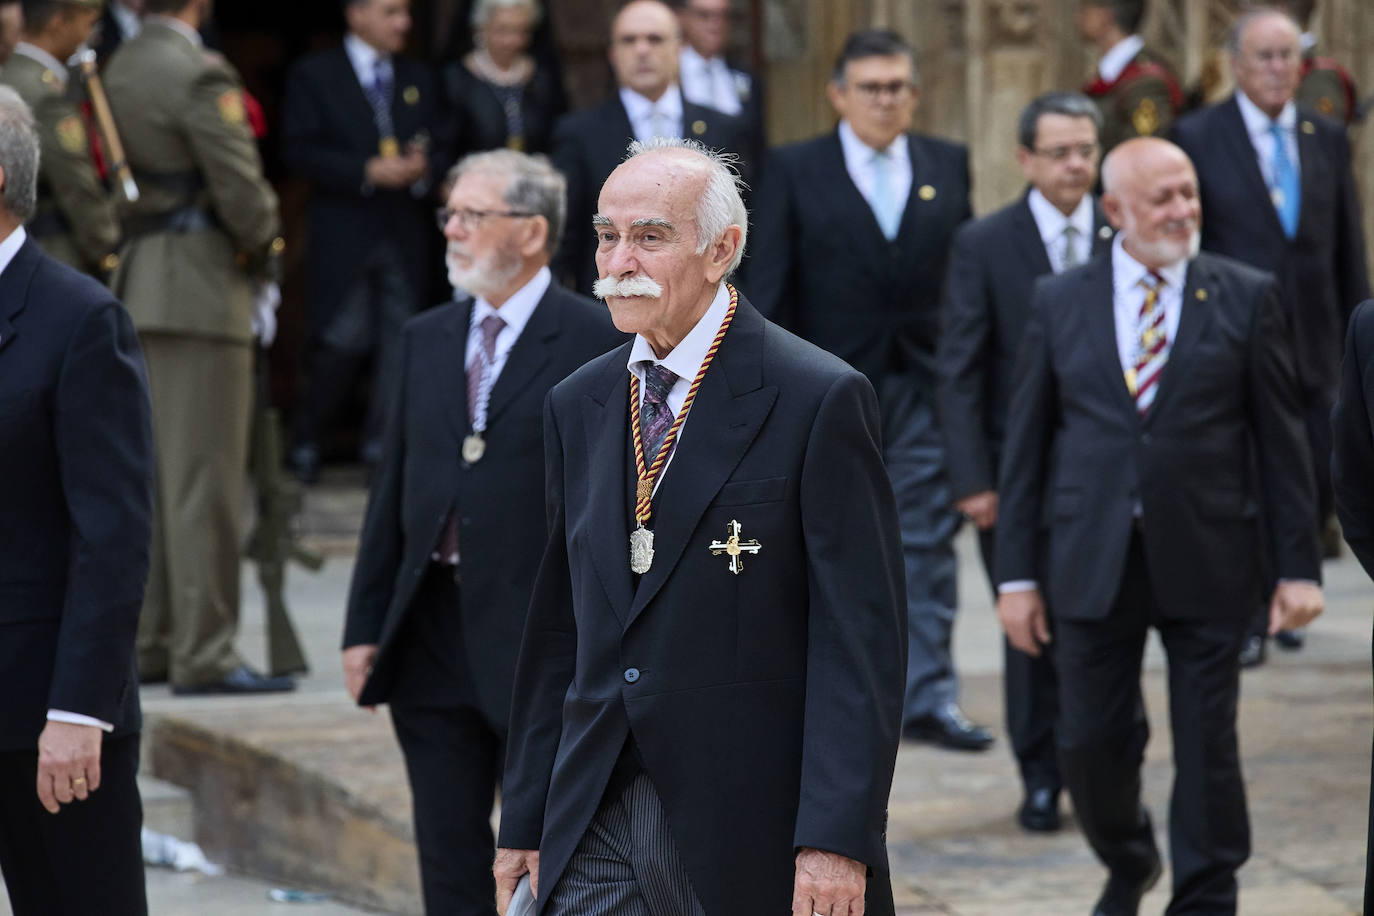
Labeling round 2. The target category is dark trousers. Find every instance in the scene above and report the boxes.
[388,567,505,916]
[976,530,1060,793]
[547,773,706,916]
[1056,533,1250,915]
[0,732,146,916]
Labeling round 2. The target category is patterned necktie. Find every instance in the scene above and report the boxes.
[640,363,680,464]
[366,57,396,142]
[1269,121,1301,239]
[870,150,902,241]
[1127,272,1168,416]
[466,314,506,428]
[1061,224,1082,270]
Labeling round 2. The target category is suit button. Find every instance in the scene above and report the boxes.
[624,667,640,684]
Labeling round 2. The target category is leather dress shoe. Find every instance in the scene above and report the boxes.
[1275,627,1305,650]
[171,665,296,696]
[1017,786,1061,832]
[1238,634,1266,668]
[902,703,994,751]
[1091,855,1162,916]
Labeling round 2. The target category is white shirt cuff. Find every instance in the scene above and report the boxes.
[47,710,115,732]
[997,580,1039,595]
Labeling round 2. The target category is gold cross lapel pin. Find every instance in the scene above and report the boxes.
[708,519,762,575]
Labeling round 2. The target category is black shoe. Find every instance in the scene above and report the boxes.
[1275,627,1305,650]
[287,444,320,485]
[171,665,297,696]
[1238,635,1266,668]
[902,703,994,751]
[1091,855,1162,916]
[1017,786,1061,832]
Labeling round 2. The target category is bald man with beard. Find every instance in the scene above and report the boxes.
[995,138,1322,915]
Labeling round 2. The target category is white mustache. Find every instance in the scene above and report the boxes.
[593,275,664,299]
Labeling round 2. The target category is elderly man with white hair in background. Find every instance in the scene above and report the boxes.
[493,137,907,916]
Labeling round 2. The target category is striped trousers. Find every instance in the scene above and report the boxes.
[546,773,707,916]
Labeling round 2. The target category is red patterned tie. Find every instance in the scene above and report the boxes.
[1127,272,1167,416]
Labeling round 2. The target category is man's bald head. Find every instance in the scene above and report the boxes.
[610,0,681,101]
[1228,7,1302,118]
[1101,138,1201,269]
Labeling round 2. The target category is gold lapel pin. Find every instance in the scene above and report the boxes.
[1301,120,1316,135]
[1196,288,1208,301]
[691,119,707,136]
[918,184,936,201]
[403,86,420,105]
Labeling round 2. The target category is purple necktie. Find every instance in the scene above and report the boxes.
[640,363,679,463]
[466,314,506,427]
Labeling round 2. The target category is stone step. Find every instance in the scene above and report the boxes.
[139,773,196,842]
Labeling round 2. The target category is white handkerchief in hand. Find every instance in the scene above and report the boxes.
[508,874,536,916]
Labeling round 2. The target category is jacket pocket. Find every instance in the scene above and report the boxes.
[712,476,788,507]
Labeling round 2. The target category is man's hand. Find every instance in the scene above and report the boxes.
[36,721,102,814]
[365,155,419,189]
[1269,581,1324,635]
[955,490,998,530]
[341,644,378,708]
[494,848,539,915]
[997,588,1051,658]
[792,847,866,916]
[399,147,430,186]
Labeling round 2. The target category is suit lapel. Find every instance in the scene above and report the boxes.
[485,288,558,427]
[445,298,476,442]
[1144,258,1213,424]
[336,48,383,147]
[1084,257,1139,420]
[1010,194,1053,277]
[1090,200,1115,257]
[1220,96,1286,239]
[625,298,778,630]
[580,351,635,622]
[1294,113,1322,241]
[814,131,890,254]
[0,239,40,357]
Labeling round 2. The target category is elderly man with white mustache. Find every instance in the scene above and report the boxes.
[341,149,622,916]
[494,137,907,916]
[994,137,1322,916]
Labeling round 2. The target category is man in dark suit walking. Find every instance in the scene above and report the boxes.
[550,0,749,295]
[938,90,1113,830]
[1330,298,1374,916]
[282,0,452,482]
[342,149,622,916]
[996,137,1322,916]
[1172,6,1368,663]
[749,28,987,750]
[0,86,154,915]
[493,138,906,916]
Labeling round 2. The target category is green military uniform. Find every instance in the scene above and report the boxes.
[1085,45,1184,154]
[1298,50,1357,124]
[103,17,282,688]
[0,41,119,275]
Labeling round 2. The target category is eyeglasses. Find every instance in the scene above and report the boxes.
[1031,142,1100,163]
[437,207,538,231]
[851,80,915,103]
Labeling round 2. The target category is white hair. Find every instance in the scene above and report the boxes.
[623,137,749,278]
[471,0,542,29]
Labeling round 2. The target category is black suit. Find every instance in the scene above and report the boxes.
[1330,299,1374,916]
[550,95,751,294]
[498,294,906,915]
[748,129,973,726]
[0,236,153,914]
[343,280,621,915]
[996,252,1318,912]
[441,60,566,157]
[282,45,452,460]
[1172,96,1368,526]
[937,192,1113,793]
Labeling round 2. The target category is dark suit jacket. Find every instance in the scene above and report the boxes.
[281,46,452,332]
[747,129,972,389]
[0,237,153,751]
[498,295,906,916]
[938,192,1113,501]
[1333,300,1374,578]
[549,95,751,295]
[343,280,623,726]
[996,252,1319,622]
[1172,95,1369,394]
[442,60,566,157]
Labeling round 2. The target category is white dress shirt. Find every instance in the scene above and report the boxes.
[1098,33,1145,83]
[620,84,685,144]
[626,282,731,495]
[837,120,912,223]
[344,32,389,90]
[0,226,117,733]
[12,43,68,86]
[1234,90,1301,191]
[1027,189,1095,273]
[145,14,202,48]
[110,0,142,41]
[678,45,744,116]
[465,266,550,383]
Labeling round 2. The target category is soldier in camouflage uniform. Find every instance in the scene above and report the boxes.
[0,0,119,276]
[1078,0,1183,153]
[103,0,293,694]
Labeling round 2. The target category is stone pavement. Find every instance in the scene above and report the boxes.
[6,467,1372,914]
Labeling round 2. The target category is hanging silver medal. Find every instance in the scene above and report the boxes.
[465,330,499,464]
